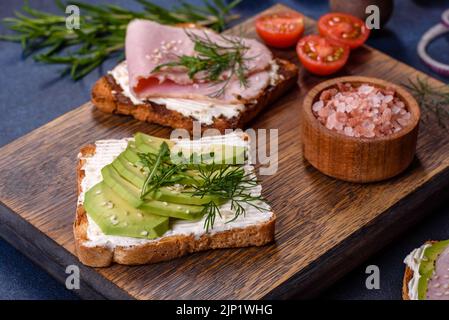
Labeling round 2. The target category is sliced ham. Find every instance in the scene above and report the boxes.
[125,20,274,104]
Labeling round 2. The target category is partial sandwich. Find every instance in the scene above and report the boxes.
[403,239,449,300]
[91,20,298,133]
[74,132,275,267]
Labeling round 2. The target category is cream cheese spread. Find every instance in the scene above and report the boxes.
[404,243,431,300]
[78,135,273,249]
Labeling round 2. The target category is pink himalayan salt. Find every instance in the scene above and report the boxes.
[312,82,412,138]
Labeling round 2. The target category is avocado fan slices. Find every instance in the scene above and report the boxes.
[84,132,261,239]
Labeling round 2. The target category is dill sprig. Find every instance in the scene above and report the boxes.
[138,142,266,231]
[403,77,449,129]
[0,0,241,80]
[152,31,252,98]
[137,142,186,199]
[192,165,265,231]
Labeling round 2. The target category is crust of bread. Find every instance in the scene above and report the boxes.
[402,240,437,300]
[74,145,276,267]
[91,58,298,133]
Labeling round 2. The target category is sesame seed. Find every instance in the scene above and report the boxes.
[436,292,443,297]
[106,201,114,209]
[123,222,128,227]
[444,284,449,289]
[95,190,102,195]
[177,206,182,209]
[186,210,190,214]
[137,212,143,218]
[161,40,166,45]
[101,201,107,206]
[145,54,151,60]
[141,231,148,236]
[153,48,159,54]
[433,283,441,288]
[110,215,118,225]
[445,291,449,296]
[177,40,183,44]
[445,275,449,279]
[163,202,168,206]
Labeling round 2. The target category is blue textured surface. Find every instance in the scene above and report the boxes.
[0,0,448,300]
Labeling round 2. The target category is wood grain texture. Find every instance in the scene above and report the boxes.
[301,76,420,182]
[0,4,449,300]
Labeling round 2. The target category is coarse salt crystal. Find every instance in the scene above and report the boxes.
[312,100,324,112]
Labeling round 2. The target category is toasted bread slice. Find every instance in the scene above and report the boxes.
[74,144,276,267]
[91,58,298,133]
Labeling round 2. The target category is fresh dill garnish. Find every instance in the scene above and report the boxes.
[152,31,253,98]
[192,165,265,232]
[0,0,241,80]
[137,142,266,232]
[403,77,449,128]
[137,142,186,199]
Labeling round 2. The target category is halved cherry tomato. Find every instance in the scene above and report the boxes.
[256,12,304,48]
[296,35,349,76]
[318,12,370,49]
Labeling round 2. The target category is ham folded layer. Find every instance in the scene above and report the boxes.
[125,20,275,104]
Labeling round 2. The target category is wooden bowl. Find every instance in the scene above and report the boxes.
[301,76,420,183]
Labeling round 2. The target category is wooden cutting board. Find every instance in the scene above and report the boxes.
[0,4,448,300]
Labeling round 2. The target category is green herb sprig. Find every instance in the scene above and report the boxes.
[152,31,252,97]
[404,77,449,128]
[192,165,265,232]
[0,0,241,80]
[138,142,266,231]
[138,142,186,199]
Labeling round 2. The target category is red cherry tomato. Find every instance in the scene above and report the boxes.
[296,35,350,76]
[318,12,370,49]
[256,12,305,48]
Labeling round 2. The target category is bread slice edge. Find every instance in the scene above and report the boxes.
[74,144,276,267]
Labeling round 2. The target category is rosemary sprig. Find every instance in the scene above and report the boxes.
[0,0,241,80]
[192,165,265,231]
[152,31,252,98]
[403,77,449,128]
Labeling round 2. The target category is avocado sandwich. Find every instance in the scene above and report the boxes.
[403,239,449,300]
[74,132,275,267]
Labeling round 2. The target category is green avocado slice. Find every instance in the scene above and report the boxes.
[134,132,246,166]
[139,200,204,220]
[134,132,175,151]
[84,182,169,239]
[102,163,205,219]
[417,239,449,300]
[121,142,141,164]
[101,164,143,207]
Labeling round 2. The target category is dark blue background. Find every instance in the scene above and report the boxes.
[0,0,448,300]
